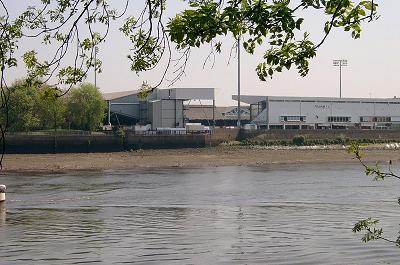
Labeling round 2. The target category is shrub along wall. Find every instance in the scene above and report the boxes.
[239,129,400,142]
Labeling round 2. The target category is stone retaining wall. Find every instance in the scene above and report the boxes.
[5,133,208,154]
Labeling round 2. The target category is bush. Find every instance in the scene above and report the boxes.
[292,135,305,146]
[67,83,106,132]
[114,127,125,138]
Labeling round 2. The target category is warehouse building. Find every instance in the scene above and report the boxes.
[233,95,400,129]
[103,87,215,130]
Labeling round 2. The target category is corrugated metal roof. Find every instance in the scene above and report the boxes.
[102,90,138,101]
[103,87,214,101]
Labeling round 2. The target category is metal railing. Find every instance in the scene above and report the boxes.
[127,129,212,136]
[6,129,213,137]
[6,130,104,136]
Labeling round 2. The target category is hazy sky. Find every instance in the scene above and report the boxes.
[6,0,398,106]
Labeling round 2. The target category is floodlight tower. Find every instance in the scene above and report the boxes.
[333,59,348,98]
[237,37,241,127]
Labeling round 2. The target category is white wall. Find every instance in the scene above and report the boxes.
[250,97,400,127]
[149,99,184,129]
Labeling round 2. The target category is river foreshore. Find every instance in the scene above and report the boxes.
[1,145,399,173]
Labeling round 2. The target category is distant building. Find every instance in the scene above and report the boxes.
[103,88,215,130]
[185,105,250,126]
[233,95,400,129]
[102,90,141,126]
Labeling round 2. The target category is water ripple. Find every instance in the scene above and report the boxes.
[0,165,399,264]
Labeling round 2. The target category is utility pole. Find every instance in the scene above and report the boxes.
[94,46,99,88]
[333,59,348,98]
[237,37,241,127]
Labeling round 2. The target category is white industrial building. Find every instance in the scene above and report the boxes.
[103,87,215,130]
[233,95,400,129]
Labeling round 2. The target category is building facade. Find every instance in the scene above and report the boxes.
[103,88,215,130]
[233,95,400,129]
[184,105,250,127]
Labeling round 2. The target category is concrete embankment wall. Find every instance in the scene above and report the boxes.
[209,128,240,145]
[239,129,400,141]
[5,133,208,154]
[5,134,124,154]
[124,133,207,150]
[6,129,399,153]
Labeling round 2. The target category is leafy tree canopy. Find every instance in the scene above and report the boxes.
[1,79,41,132]
[0,79,66,132]
[168,0,377,80]
[36,85,67,131]
[67,83,106,132]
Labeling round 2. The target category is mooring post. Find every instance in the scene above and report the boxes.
[0,184,6,202]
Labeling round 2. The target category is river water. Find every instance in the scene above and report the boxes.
[0,164,399,264]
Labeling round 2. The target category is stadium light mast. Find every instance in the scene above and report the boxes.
[237,37,241,127]
[333,59,348,98]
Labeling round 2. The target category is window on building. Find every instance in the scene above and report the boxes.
[280,116,306,122]
[328,116,351,122]
[360,116,391,122]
